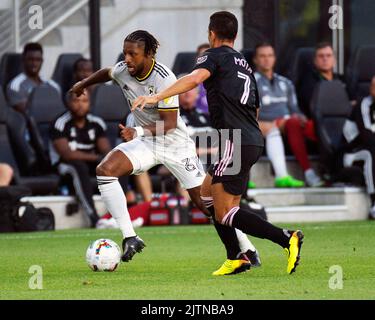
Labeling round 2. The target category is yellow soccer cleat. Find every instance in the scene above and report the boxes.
[285,230,304,274]
[212,258,251,276]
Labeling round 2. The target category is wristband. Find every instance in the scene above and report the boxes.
[134,126,145,137]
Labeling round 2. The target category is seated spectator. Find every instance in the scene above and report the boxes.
[0,163,13,186]
[341,76,375,219]
[195,43,210,114]
[298,42,349,117]
[254,42,323,187]
[71,58,96,95]
[50,90,111,227]
[6,42,60,114]
[179,84,217,166]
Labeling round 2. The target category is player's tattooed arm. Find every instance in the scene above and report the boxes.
[132,69,211,111]
[70,67,112,97]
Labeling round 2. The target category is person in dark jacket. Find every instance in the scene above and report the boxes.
[341,76,375,218]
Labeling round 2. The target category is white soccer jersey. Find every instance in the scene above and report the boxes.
[110,59,194,150]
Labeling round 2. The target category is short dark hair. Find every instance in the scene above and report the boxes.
[315,42,333,55]
[124,30,159,57]
[73,58,92,73]
[254,42,274,55]
[209,11,238,41]
[22,42,43,56]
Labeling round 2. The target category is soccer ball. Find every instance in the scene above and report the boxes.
[86,239,121,272]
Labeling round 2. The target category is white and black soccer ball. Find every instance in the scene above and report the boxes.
[86,239,121,272]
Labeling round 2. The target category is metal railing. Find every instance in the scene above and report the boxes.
[0,0,88,57]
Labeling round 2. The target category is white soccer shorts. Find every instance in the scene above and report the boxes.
[114,137,205,189]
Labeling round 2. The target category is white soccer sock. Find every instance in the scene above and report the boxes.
[97,176,136,239]
[235,228,256,254]
[266,127,288,178]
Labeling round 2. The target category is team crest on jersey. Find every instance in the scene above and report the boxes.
[279,81,287,92]
[88,129,95,141]
[163,97,174,105]
[196,55,208,65]
[148,86,155,95]
[70,127,77,138]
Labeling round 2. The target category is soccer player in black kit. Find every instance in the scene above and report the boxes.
[133,11,304,275]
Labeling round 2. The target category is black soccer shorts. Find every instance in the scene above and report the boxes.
[208,143,263,196]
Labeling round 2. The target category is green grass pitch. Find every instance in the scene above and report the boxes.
[0,221,374,300]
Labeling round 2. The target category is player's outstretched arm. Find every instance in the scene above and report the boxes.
[70,67,112,97]
[131,68,211,111]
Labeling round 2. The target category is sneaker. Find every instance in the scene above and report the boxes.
[244,249,261,267]
[212,256,251,276]
[132,217,144,228]
[121,236,146,262]
[247,180,257,189]
[285,230,304,274]
[275,175,305,188]
[304,169,324,187]
[96,217,118,229]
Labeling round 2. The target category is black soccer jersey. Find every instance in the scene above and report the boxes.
[193,45,264,146]
[49,111,107,164]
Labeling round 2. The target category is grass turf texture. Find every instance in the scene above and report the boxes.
[0,221,374,300]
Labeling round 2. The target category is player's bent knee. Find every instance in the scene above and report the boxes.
[96,161,114,177]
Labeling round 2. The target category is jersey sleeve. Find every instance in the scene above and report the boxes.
[251,73,261,109]
[156,73,179,111]
[6,83,27,107]
[193,51,217,75]
[49,119,67,141]
[95,122,107,138]
[109,61,127,85]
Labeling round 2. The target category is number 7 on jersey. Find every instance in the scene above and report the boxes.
[237,71,251,105]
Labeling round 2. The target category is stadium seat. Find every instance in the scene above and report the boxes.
[287,47,315,86]
[0,94,59,195]
[26,85,66,158]
[0,53,23,95]
[52,53,83,94]
[310,80,351,166]
[240,48,255,71]
[172,52,196,76]
[91,84,130,147]
[346,45,375,101]
[117,52,124,62]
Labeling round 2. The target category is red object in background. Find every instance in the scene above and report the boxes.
[102,194,210,226]
[102,201,152,225]
[190,207,210,224]
[148,194,170,226]
[129,201,152,225]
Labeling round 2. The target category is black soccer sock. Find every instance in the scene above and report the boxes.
[213,218,242,260]
[226,207,291,249]
[202,198,242,260]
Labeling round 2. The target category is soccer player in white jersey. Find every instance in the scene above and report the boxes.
[71,30,258,271]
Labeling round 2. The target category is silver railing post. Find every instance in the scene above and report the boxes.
[13,0,20,51]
